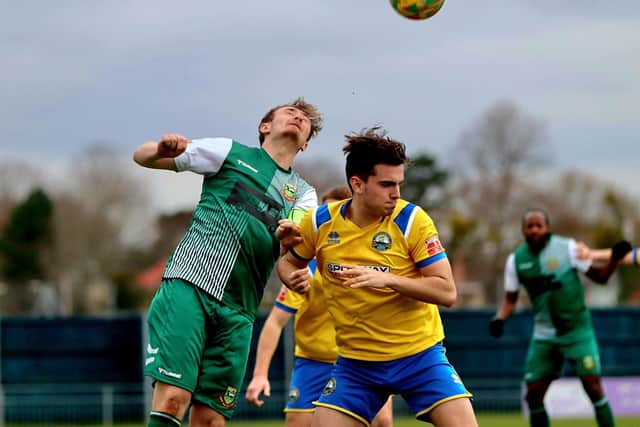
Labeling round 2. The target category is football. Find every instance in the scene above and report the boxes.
[389,0,445,20]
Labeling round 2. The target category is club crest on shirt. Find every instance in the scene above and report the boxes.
[321,378,336,396]
[545,256,560,271]
[281,183,297,202]
[372,232,392,251]
[219,385,238,408]
[288,387,300,403]
[582,355,596,371]
[327,231,340,245]
[425,236,444,256]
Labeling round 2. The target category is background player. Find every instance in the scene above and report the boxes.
[489,208,632,427]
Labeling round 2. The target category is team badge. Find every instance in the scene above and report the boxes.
[545,256,560,271]
[219,385,238,408]
[582,355,596,371]
[328,231,340,245]
[372,232,392,251]
[281,183,297,202]
[321,378,336,396]
[288,387,300,403]
[425,236,444,256]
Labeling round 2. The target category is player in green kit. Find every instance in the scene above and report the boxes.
[133,98,322,427]
[489,208,632,427]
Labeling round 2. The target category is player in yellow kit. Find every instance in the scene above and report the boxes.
[245,186,393,427]
[277,127,478,427]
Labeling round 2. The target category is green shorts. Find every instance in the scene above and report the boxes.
[524,334,601,383]
[144,278,253,419]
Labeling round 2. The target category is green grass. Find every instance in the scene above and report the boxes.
[228,414,640,427]
[6,414,640,426]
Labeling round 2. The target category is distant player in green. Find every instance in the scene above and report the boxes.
[489,208,632,427]
[133,98,323,427]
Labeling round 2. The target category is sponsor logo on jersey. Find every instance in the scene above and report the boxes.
[327,263,390,273]
[372,232,392,251]
[425,236,444,256]
[158,367,182,379]
[519,262,533,269]
[219,386,238,408]
[237,159,258,173]
[281,183,297,202]
[545,256,560,271]
[327,231,340,245]
[288,387,300,403]
[321,378,336,396]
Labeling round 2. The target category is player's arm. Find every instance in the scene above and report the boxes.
[580,246,638,267]
[335,258,457,307]
[277,188,319,253]
[245,306,293,407]
[582,240,632,284]
[488,254,520,338]
[133,134,190,170]
[277,251,312,294]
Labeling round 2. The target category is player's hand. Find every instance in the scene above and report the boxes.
[488,317,505,338]
[245,376,271,407]
[575,241,591,261]
[284,267,311,294]
[277,220,302,251]
[333,265,389,289]
[611,240,632,262]
[157,134,190,158]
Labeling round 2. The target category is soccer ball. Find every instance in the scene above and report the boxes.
[389,0,445,20]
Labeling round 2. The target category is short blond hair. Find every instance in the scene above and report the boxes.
[258,98,323,144]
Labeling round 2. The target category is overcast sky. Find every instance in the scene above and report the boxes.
[3,1,639,212]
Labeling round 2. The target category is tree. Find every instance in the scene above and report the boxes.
[450,101,549,305]
[402,153,449,210]
[0,188,53,282]
[0,189,53,313]
[44,142,151,314]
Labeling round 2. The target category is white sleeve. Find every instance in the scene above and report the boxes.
[568,238,592,273]
[504,253,520,292]
[174,137,233,176]
[294,188,318,211]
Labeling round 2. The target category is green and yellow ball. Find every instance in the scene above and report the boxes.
[389,0,446,20]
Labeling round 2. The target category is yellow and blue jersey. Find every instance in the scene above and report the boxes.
[290,199,447,362]
[274,259,338,363]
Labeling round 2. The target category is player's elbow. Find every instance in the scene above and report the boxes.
[440,288,458,308]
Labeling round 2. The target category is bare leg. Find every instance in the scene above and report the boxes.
[189,402,227,427]
[311,407,366,427]
[428,397,478,427]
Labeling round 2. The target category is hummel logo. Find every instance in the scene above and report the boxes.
[158,367,182,379]
[238,160,258,173]
[147,344,159,355]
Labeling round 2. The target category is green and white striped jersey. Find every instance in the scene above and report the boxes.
[163,137,317,319]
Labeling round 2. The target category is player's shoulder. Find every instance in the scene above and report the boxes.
[549,234,575,248]
[313,199,349,228]
[391,200,434,233]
